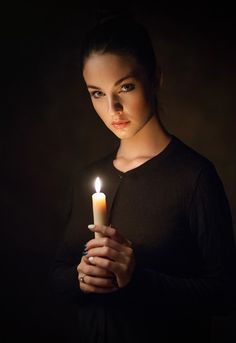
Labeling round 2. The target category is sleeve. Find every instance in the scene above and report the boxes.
[119,164,236,315]
[49,172,93,305]
[187,164,236,314]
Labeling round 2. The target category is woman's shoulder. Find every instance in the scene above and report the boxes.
[164,135,221,190]
[170,135,215,173]
[164,136,227,202]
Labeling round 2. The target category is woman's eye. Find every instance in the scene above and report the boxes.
[121,83,135,92]
[90,91,103,99]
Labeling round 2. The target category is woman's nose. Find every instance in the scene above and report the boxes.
[108,95,123,115]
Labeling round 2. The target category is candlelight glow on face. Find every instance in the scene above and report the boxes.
[92,177,107,237]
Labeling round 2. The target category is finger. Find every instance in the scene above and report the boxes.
[87,256,122,274]
[82,263,114,277]
[78,271,118,293]
[87,246,130,265]
[85,237,130,253]
[87,256,136,288]
[87,243,133,263]
[88,224,129,245]
[77,258,114,278]
[80,274,116,288]
[87,246,119,261]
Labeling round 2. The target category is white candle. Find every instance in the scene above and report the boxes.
[92,177,107,238]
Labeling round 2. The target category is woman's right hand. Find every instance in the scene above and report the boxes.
[77,255,118,294]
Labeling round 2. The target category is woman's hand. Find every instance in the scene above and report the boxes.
[77,255,118,294]
[77,256,118,294]
[85,224,135,288]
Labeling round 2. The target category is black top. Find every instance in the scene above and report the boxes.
[51,136,236,343]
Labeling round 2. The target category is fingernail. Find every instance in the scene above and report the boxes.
[82,251,88,256]
[88,224,95,229]
[88,256,94,263]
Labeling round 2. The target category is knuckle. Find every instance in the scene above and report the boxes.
[108,226,116,236]
[101,225,108,233]
[82,256,87,262]
[120,263,128,273]
[104,246,111,255]
[80,283,86,291]
[85,265,91,274]
[103,237,110,246]
[83,265,91,274]
[104,259,112,268]
[86,275,92,284]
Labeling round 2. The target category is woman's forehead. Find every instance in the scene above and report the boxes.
[83,53,144,82]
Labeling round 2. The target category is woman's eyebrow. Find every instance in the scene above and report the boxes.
[87,73,136,90]
[114,73,135,86]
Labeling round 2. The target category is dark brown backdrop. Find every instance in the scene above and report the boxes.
[2,4,236,342]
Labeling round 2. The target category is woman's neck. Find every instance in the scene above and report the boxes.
[113,116,171,173]
[117,115,171,160]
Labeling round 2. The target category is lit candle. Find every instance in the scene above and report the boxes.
[92,177,107,238]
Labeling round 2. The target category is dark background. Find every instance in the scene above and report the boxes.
[2,3,236,342]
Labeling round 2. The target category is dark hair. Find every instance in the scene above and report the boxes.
[80,9,161,88]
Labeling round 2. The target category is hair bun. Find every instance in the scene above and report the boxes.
[95,8,134,25]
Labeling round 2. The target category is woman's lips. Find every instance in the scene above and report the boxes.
[112,120,130,129]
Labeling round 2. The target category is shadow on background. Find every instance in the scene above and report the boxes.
[2,3,236,342]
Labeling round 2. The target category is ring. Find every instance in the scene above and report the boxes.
[79,274,85,283]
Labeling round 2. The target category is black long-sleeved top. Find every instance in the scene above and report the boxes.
[51,136,236,343]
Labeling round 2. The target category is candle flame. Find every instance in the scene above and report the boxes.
[95,177,101,193]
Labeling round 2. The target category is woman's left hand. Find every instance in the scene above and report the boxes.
[85,224,135,288]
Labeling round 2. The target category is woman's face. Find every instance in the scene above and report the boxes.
[83,52,155,140]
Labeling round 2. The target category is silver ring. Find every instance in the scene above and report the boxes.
[80,274,85,283]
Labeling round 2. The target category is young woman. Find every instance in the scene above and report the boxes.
[51,11,236,343]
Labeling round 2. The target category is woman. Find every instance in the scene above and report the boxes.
[51,11,236,343]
